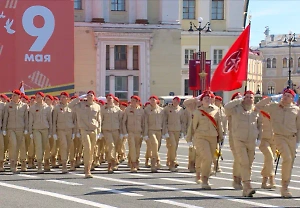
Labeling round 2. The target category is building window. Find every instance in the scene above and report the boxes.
[74,0,82,10]
[184,79,193,95]
[115,76,128,99]
[213,49,223,65]
[283,58,288,68]
[182,0,195,19]
[290,57,293,68]
[184,49,195,65]
[106,45,110,70]
[266,58,271,68]
[105,76,110,95]
[111,0,125,11]
[133,46,139,70]
[272,58,276,68]
[267,86,275,95]
[115,45,127,70]
[133,76,139,95]
[212,0,224,20]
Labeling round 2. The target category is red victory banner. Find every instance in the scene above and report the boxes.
[0,0,74,95]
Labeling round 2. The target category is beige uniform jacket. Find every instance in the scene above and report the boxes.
[0,102,5,132]
[224,99,262,142]
[29,102,52,134]
[52,103,76,134]
[122,105,144,134]
[256,98,300,143]
[3,101,29,131]
[144,105,165,136]
[164,105,186,133]
[101,104,122,131]
[259,110,273,139]
[218,106,228,134]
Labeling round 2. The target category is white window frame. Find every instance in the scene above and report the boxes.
[111,0,125,11]
[181,46,198,68]
[210,46,228,66]
[211,0,224,20]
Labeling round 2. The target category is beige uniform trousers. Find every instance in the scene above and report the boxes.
[49,137,59,157]
[166,131,180,163]
[81,130,97,166]
[148,130,162,161]
[57,129,73,162]
[259,137,276,177]
[145,140,152,159]
[274,134,297,184]
[8,130,26,162]
[194,136,217,177]
[0,134,4,162]
[127,132,142,163]
[103,130,120,163]
[234,139,255,182]
[33,129,50,163]
[229,136,241,178]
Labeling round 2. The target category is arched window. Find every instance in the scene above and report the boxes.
[272,58,276,68]
[290,57,293,68]
[298,57,300,68]
[266,58,271,68]
[267,81,276,95]
[283,58,288,68]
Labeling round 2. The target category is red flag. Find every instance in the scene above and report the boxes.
[210,24,250,91]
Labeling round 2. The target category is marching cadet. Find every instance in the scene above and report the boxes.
[257,96,276,189]
[224,90,262,197]
[52,92,76,173]
[101,94,122,173]
[0,97,5,171]
[122,96,144,173]
[2,90,28,173]
[29,92,52,173]
[96,99,106,165]
[143,102,152,167]
[27,96,37,169]
[144,95,165,173]
[256,89,300,198]
[186,91,223,189]
[163,96,186,172]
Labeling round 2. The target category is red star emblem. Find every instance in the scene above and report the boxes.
[223,49,243,74]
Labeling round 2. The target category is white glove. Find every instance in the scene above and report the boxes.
[2,131,6,136]
[123,134,128,139]
[256,139,261,147]
[143,136,149,141]
[76,132,81,138]
[53,134,58,140]
[79,94,87,99]
[24,130,28,135]
[223,135,228,142]
[119,134,124,140]
[96,134,101,140]
[72,134,75,140]
[180,133,184,140]
[30,134,33,139]
[187,142,193,148]
[100,133,104,138]
[165,133,170,138]
[296,143,299,149]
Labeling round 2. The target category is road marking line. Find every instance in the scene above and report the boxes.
[155,199,204,208]
[0,181,117,208]
[18,174,38,178]
[92,187,143,197]
[46,179,83,186]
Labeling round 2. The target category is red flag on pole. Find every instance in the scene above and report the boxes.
[210,24,250,91]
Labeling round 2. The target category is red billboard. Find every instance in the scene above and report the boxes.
[0,0,74,95]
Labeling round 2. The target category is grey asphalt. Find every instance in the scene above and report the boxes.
[0,139,300,208]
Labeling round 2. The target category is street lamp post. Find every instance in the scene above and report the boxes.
[189,17,211,97]
[283,32,297,89]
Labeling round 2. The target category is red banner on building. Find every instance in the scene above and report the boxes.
[0,0,74,95]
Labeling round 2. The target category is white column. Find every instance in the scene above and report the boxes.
[99,42,106,96]
[136,0,147,20]
[92,0,104,19]
[128,76,134,100]
[109,75,115,94]
[160,0,180,24]
[226,0,244,31]
[128,0,136,24]
[103,0,110,22]
[198,0,210,22]
[109,45,115,70]
[127,45,133,70]
[84,0,92,22]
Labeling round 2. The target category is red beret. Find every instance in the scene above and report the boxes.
[199,91,213,101]
[144,102,150,107]
[94,98,99,102]
[87,90,95,96]
[173,96,180,102]
[80,98,84,101]
[6,98,10,102]
[60,92,69,97]
[106,93,114,98]
[45,95,54,100]
[149,95,158,100]
[0,94,5,99]
[210,92,215,98]
[120,102,128,107]
[131,95,141,101]
[54,96,59,101]
[262,96,268,99]
[231,92,241,100]
[284,89,296,97]
[30,96,36,100]
[98,100,105,105]
[12,90,22,96]
[113,97,119,103]
[244,90,254,96]
[24,95,29,101]
[35,92,45,97]
[215,96,222,101]
[70,95,78,100]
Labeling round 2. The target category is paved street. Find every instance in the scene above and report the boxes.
[0,139,300,208]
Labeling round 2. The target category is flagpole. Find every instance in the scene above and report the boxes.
[244,16,252,93]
